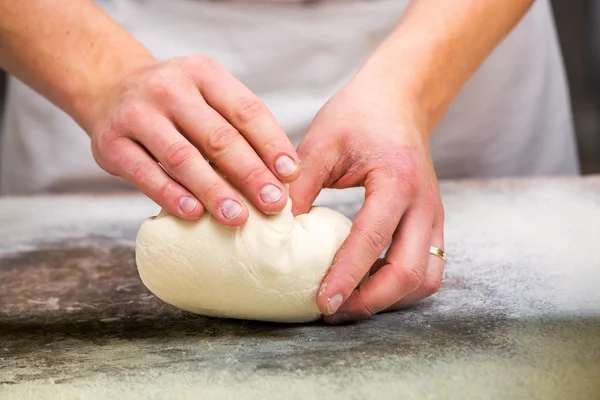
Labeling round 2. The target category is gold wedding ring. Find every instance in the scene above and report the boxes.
[429,246,445,262]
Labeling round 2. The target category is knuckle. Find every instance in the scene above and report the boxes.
[92,131,122,172]
[355,296,377,318]
[344,269,363,290]
[147,72,177,101]
[234,98,265,124]
[163,142,199,172]
[396,168,420,197]
[380,146,422,197]
[92,130,114,157]
[363,303,376,317]
[185,54,219,73]
[206,125,239,155]
[334,287,377,320]
[261,137,285,155]
[355,226,389,258]
[421,273,443,297]
[390,264,424,294]
[93,151,118,176]
[130,160,155,184]
[201,181,223,203]
[239,165,268,187]
[117,100,144,130]
[404,264,425,290]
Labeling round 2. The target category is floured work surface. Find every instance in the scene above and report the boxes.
[1,178,599,399]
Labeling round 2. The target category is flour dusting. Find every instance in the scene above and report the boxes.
[1,177,599,399]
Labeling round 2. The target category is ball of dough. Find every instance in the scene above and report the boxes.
[135,192,351,323]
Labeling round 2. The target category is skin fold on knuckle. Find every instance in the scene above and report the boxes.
[200,181,228,208]
[339,289,378,320]
[114,98,147,132]
[394,264,425,294]
[356,293,378,319]
[146,70,180,103]
[129,160,156,186]
[381,147,423,198]
[421,273,443,297]
[395,168,420,199]
[234,98,265,124]
[163,142,198,173]
[239,165,269,190]
[91,132,115,171]
[206,125,239,156]
[93,132,129,176]
[353,225,389,260]
[265,136,292,159]
[357,270,407,317]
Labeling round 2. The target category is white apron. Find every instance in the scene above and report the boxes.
[0,0,579,196]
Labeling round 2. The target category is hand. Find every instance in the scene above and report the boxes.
[87,54,300,226]
[289,75,445,324]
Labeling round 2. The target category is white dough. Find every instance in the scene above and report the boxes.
[135,192,352,323]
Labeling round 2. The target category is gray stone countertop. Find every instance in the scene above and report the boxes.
[0,176,599,399]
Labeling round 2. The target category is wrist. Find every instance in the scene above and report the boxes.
[354,33,457,137]
[355,0,534,136]
[351,54,432,141]
[67,51,156,134]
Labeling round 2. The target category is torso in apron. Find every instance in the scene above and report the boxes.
[0,0,579,196]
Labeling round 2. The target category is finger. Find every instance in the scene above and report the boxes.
[103,136,204,220]
[360,258,385,285]
[288,132,339,216]
[385,202,445,309]
[288,151,327,216]
[325,202,434,324]
[133,113,250,227]
[316,172,407,317]
[188,55,300,182]
[171,91,288,215]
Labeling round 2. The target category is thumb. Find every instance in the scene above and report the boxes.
[289,138,337,216]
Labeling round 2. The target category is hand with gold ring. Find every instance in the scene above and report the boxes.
[289,69,446,324]
[429,246,445,262]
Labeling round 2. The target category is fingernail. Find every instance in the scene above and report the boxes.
[179,196,199,214]
[260,184,283,204]
[329,313,350,325]
[274,155,297,177]
[327,293,344,315]
[221,199,243,220]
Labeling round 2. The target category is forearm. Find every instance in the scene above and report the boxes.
[359,0,535,134]
[0,1,154,131]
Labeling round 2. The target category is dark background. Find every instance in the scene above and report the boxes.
[552,0,600,173]
[1,1,599,173]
